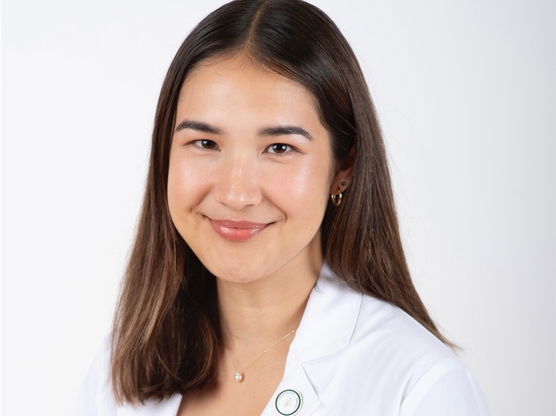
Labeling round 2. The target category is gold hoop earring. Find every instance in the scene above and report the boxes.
[330,186,343,207]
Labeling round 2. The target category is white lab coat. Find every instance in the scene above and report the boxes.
[77,262,491,415]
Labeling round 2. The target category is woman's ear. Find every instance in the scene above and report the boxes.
[330,145,355,193]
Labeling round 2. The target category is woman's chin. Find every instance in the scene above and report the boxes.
[216,275,259,285]
[212,266,265,285]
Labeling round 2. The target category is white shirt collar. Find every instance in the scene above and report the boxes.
[284,260,363,372]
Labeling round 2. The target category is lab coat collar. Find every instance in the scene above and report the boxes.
[283,260,362,366]
[116,261,363,416]
[260,260,363,415]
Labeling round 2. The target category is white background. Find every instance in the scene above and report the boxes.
[2,0,555,414]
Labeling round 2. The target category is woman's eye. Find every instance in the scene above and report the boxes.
[191,139,218,150]
[267,143,294,155]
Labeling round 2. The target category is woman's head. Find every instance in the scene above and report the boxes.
[150,0,376,281]
[111,0,457,405]
[167,52,348,284]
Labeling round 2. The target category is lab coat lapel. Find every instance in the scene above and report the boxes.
[261,262,363,415]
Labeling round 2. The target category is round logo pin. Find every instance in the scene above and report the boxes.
[275,389,302,415]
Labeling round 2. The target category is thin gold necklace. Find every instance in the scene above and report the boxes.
[229,327,297,382]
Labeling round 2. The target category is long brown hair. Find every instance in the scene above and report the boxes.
[110,0,460,406]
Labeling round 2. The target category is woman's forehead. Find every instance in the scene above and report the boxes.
[175,54,323,130]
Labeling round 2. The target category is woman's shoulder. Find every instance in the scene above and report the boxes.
[76,333,184,416]
[346,291,490,414]
[76,333,118,415]
[353,292,456,364]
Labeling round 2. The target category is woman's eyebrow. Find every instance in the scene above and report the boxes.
[174,119,313,141]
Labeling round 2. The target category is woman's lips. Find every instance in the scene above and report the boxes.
[209,219,270,242]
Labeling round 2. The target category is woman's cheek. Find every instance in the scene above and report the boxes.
[168,157,198,210]
[288,160,326,200]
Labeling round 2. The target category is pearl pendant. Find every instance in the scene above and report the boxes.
[234,371,244,382]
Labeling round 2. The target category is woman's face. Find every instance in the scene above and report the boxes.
[168,53,338,284]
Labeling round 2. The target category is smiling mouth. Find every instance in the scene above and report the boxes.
[207,217,272,242]
[211,219,269,229]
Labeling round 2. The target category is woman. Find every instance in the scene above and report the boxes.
[77,0,490,414]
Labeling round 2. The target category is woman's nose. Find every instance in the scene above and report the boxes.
[213,153,262,210]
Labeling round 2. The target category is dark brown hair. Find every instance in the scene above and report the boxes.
[110,0,460,406]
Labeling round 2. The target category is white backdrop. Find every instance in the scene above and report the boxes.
[2,0,555,414]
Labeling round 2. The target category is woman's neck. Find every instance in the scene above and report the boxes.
[216,256,321,358]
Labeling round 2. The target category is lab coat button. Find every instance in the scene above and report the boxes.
[275,389,302,415]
